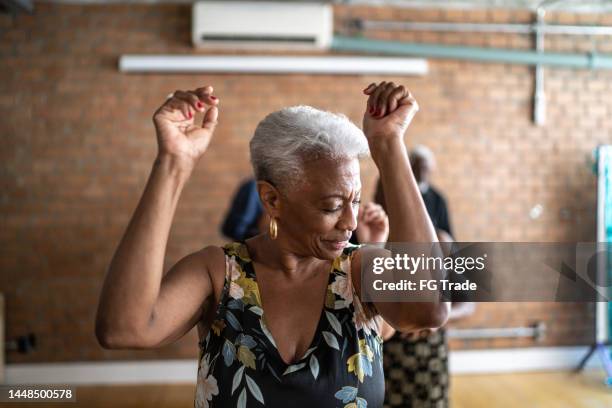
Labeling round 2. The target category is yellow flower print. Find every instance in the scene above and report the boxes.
[347,339,374,383]
[237,345,256,369]
[325,287,336,309]
[225,242,252,262]
[225,254,261,306]
[235,273,262,307]
[211,319,226,336]
[358,338,374,360]
[332,256,343,271]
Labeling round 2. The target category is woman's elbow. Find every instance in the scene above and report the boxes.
[424,302,450,329]
[95,320,157,350]
[400,302,450,332]
[95,322,128,349]
[94,319,117,349]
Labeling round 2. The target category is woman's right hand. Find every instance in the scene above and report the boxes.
[152,85,219,171]
[362,82,418,159]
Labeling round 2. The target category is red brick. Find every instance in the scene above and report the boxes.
[2,2,608,362]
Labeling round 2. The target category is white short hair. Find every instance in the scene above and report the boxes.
[250,105,369,189]
[409,144,436,168]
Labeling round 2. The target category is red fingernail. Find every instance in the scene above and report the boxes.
[210,95,217,100]
[188,112,192,118]
[197,102,203,108]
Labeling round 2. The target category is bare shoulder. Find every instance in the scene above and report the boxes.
[194,245,226,267]
[193,245,227,300]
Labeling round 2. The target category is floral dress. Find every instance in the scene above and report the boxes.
[195,242,385,408]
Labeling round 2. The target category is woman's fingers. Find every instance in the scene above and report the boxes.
[365,82,411,118]
[361,203,387,224]
[194,88,220,130]
[361,202,375,211]
[366,81,384,116]
[158,86,220,137]
[369,81,388,117]
[365,82,384,115]
[195,87,219,106]
[360,202,377,219]
[171,90,198,119]
[376,82,397,117]
[398,92,419,111]
[196,85,213,95]
[201,105,218,131]
[395,93,419,126]
[152,84,220,162]
[363,83,376,95]
[168,87,219,121]
[387,85,407,114]
[164,91,191,120]
[363,206,382,218]
[364,211,386,224]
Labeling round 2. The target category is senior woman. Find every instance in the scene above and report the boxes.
[95,82,449,407]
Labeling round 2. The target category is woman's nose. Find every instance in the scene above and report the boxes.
[338,204,358,232]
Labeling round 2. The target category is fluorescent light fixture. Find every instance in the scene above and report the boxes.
[118,55,428,76]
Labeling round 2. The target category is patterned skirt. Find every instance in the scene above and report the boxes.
[383,328,449,408]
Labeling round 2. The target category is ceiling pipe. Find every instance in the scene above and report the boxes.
[358,20,612,35]
[331,35,612,69]
[533,7,546,126]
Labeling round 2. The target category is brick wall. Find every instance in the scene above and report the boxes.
[1,3,609,362]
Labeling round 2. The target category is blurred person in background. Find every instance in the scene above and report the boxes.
[376,145,452,237]
[221,178,266,241]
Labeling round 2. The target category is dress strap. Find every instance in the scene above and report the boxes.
[210,243,244,322]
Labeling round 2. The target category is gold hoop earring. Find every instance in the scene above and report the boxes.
[269,218,278,240]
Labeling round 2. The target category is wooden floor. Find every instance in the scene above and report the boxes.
[13,370,612,407]
[451,370,612,408]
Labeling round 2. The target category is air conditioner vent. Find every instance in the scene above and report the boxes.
[192,1,333,50]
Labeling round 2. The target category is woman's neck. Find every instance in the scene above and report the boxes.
[245,233,326,280]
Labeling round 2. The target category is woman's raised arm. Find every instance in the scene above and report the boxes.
[355,82,450,332]
[95,86,221,349]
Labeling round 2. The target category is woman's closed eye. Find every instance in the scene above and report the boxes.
[322,199,361,213]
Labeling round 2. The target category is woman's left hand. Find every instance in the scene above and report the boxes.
[362,82,419,149]
[355,202,389,243]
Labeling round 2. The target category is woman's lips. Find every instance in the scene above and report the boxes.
[323,240,348,250]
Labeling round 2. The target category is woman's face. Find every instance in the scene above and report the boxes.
[278,157,361,261]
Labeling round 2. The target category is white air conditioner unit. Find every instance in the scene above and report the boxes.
[192,1,333,50]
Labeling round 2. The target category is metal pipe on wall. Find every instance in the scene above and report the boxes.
[533,7,546,126]
[359,20,612,36]
[447,322,546,341]
[331,35,612,69]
